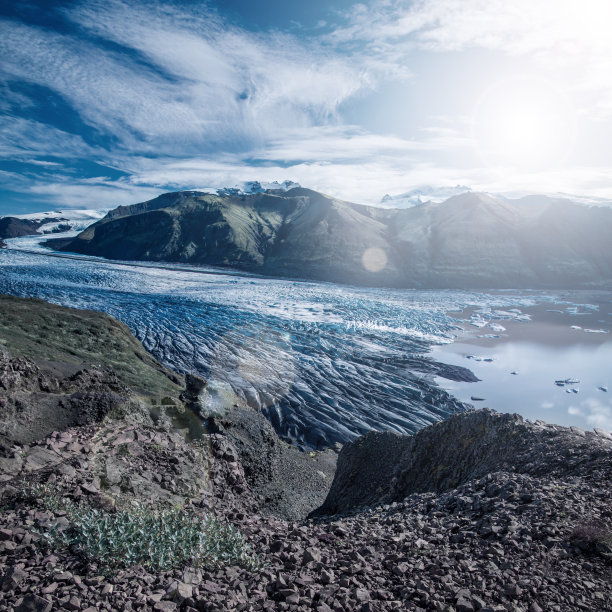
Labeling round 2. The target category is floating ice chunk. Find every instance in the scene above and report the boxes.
[470,319,488,328]
[547,309,563,314]
[477,333,501,338]
[584,328,609,334]
[570,325,582,330]
[565,387,579,394]
[511,371,518,375]
[493,310,514,318]
[555,380,566,386]
[488,323,506,332]
[565,378,580,384]
[599,386,608,392]
[470,396,485,401]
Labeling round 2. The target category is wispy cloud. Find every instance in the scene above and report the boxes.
[3,0,363,155]
[330,0,612,114]
[0,116,96,160]
[1,0,612,211]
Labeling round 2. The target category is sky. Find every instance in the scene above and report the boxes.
[1,0,612,214]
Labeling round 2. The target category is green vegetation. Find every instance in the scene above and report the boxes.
[0,294,181,397]
[25,484,260,572]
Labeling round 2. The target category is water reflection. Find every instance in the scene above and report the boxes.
[431,340,612,431]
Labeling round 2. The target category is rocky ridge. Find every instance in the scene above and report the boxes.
[0,217,68,241]
[1,410,611,611]
[315,409,612,515]
[0,296,611,610]
[50,188,612,289]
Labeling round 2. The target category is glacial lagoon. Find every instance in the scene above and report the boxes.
[1,234,611,447]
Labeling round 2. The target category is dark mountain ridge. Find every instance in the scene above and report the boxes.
[50,188,612,288]
[0,216,68,241]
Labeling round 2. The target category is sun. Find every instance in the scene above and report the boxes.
[472,76,576,170]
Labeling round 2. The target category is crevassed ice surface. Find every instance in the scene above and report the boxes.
[0,241,563,448]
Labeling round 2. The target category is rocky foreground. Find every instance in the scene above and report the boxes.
[0,296,611,611]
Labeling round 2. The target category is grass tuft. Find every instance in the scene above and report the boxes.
[23,484,260,572]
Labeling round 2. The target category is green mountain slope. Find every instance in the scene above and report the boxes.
[52,188,612,288]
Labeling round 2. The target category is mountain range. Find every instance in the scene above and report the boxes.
[0,209,107,245]
[49,187,612,289]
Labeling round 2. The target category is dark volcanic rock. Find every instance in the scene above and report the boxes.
[209,405,336,520]
[0,216,66,240]
[314,408,612,516]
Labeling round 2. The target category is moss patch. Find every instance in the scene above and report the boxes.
[0,294,181,398]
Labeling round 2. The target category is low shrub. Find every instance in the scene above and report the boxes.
[24,484,260,572]
[569,519,612,555]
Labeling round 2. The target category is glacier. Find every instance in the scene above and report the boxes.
[1,235,610,446]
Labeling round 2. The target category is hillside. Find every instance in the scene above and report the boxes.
[0,297,611,610]
[50,188,612,288]
[0,216,67,240]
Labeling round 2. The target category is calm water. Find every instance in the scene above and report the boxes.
[1,234,611,446]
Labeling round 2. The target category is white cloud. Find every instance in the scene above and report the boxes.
[0,117,96,159]
[568,398,612,431]
[331,0,612,114]
[24,178,162,209]
[2,0,612,209]
[0,0,365,157]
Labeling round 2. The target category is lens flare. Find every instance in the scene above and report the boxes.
[362,247,387,272]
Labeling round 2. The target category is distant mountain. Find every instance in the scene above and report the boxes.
[0,216,66,241]
[217,180,301,196]
[380,185,472,208]
[0,209,106,242]
[50,188,612,289]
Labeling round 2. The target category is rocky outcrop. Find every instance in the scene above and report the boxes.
[0,216,67,240]
[1,413,611,611]
[0,349,127,450]
[314,409,612,516]
[0,294,185,452]
[51,189,612,288]
[1,296,611,611]
[208,406,337,520]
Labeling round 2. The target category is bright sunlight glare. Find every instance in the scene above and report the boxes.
[472,76,576,171]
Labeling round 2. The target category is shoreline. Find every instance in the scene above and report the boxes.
[434,293,612,432]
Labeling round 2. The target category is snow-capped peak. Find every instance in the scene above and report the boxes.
[379,185,472,209]
[216,180,301,196]
[3,209,108,233]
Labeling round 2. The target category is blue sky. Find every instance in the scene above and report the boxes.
[1,0,612,214]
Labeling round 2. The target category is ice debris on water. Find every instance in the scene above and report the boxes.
[584,328,609,334]
[599,386,608,392]
[555,378,580,387]
[565,388,579,394]
[470,318,488,328]
[470,396,485,401]
[511,371,518,375]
